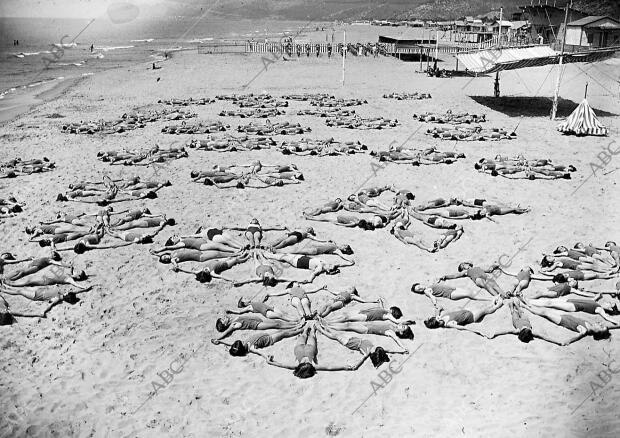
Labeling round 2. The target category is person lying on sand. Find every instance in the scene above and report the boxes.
[522,303,613,345]
[423,296,503,337]
[317,286,380,317]
[211,327,304,359]
[263,282,327,319]
[303,198,343,217]
[325,303,406,324]
[214,314,301,340]
[229,297,299,322]
[486,298,563,345]
[278,241,353,262]
[261,252,354,283]
[411,282,492,306]
[316,324,406,369]
[265,227,324,250]
[440,261,507,298]
[182,226,247,250]
[390,222,438,253]
[0,253,33,274]
[322,319,414,352]
[266,325,358,378]
[150,236,239,254]
[1,267,90,290]
[526,297,620,325]
[553,244,616,267]
[304,213,387,231]
[170,254,249,283]
[227,219,286,249]
[2,252,71,281]
[540,255,614,273]
[232,252,300,287]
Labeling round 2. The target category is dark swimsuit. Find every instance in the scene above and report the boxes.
[427,216,438,225]
[237,316,263,330]
[175,249,201,262]
[360,308,388,321]
[473,199,485,206]
[485,206,502,215]
[247,224,261,234]
[430,284,455,298]
[296,256,312,270]
[345,337,374,354]
[567,299,600,314]
[467,267,487,281]
[182,238,205,250]
[559,314,586,332]
[565,270,585,280]
[548,283,572,297]
[256,265,274,277]
[206,228,223,240]
[447,310,475,325]
[248,333,274,349]
[288,231,304,242]
[559,259,580,270]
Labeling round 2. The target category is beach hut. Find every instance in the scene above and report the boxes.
[564,16,620,50]
[557,99,609,136]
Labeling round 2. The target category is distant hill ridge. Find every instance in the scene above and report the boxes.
[206,0,620,21]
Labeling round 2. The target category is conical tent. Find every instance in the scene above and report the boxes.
[557,99,608,136]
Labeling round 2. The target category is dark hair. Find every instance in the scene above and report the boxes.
[293,362,316,379]
[474,163,482,170]
[229,340,249,356]
[552,273,567,283]
[164,237,175,247]
[166,218,176,226]
[424,317,444,329]
[457,262,472,272]
[390,306,403,319]
[369,347,390,368]
[74,242,86,254]
[195,270,212,283]
[74,271,88,281]
[39,239,51,247]
[593,328,611,340]
[263,276,277,287]
[215,318,229,332]
[0,312,15,326]
[340,244,353,255]
[397,326,414,340]
[145,191,157,199]
[607,303,620,316]
[517,327,533,343]
[540,256,553,268]
[140,235,154,244]
[51,251,61,261]
[159,254,171,264]
[63,292,79,304]
[410,283,420,293]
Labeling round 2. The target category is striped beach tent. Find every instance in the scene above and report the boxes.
[557,99,608,136]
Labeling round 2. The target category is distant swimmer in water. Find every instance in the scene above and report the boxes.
[522,303,612,345]
[423,296,503,337]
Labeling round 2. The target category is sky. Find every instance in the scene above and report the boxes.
[0,0,203,18]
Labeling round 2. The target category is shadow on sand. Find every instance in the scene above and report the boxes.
[469,96,618,118]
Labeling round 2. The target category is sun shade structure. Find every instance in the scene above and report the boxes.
[456,45,619,74]
[557,99,609,136]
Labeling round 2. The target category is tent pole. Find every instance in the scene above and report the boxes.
[550,1,571,120]
[494,71,500,97]
[342,30,346,87]
[584,82,589,99]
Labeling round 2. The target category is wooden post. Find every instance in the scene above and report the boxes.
[342,30,346,86]
[551,1,571,120]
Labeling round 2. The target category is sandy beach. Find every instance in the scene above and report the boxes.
[1,44,620,438]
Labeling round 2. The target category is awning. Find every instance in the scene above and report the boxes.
[456,46,619,74]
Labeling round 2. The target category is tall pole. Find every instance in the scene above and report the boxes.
[551,1,570,120]
[499,7,503,45]
[435,29,439,62]
[342,30,346,87]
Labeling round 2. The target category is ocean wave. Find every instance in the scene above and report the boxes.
[94,45,134,52]
[131,38,154,43]
[186,38,213,43]
[13,51,52,58]
[52,42,78,49]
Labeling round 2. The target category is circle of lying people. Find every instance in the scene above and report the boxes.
[1,157,55,179]
[414,241,620,345]
[371,145,465,166]
[190,160,304,189]
[476,155,577,180]
[304,187,528,253]
[211,286,415,378]
[150,219,354,285]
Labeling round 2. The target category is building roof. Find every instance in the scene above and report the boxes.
[568,16,620,27]
[456,46,619,74]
